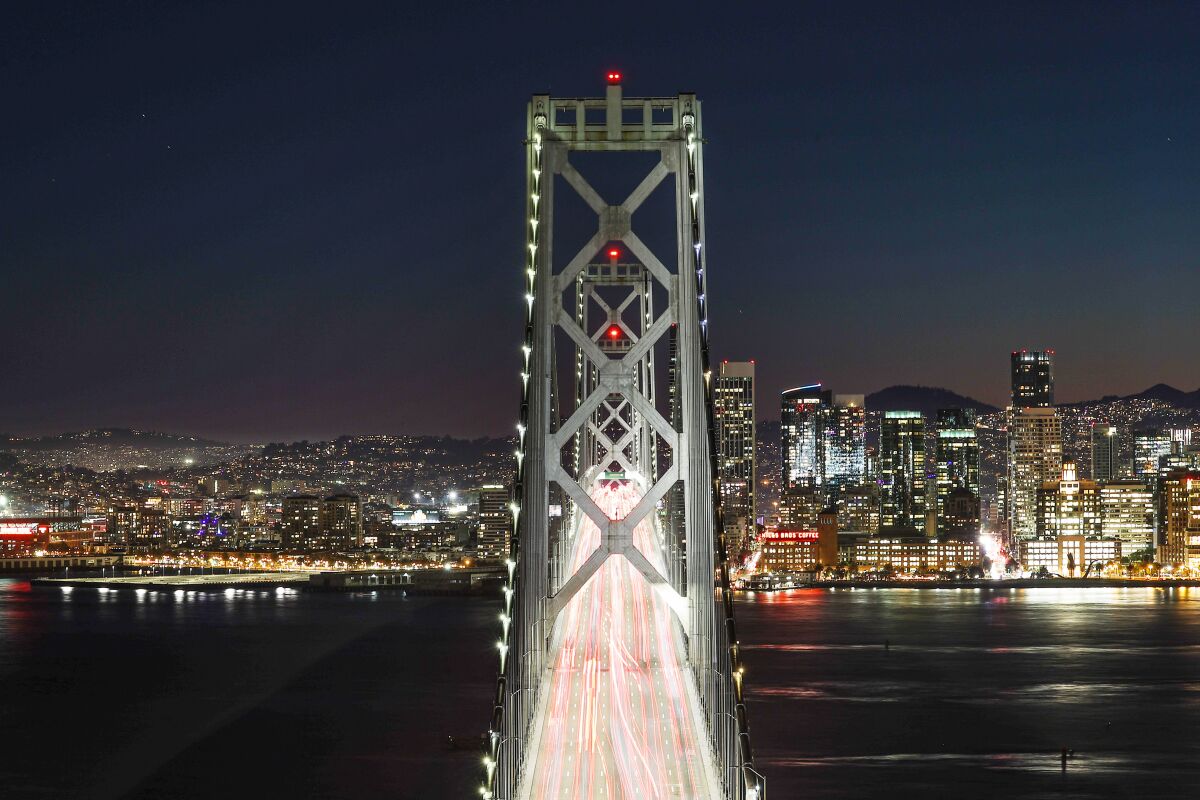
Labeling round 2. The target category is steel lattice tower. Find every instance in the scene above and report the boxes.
[483,75,761,800]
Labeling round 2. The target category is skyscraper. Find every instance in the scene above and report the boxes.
[1157,470,1200,568]
[1011,349,1054,408]
[1091,424,1124,481]
[715,361,756,532]
[1007,407,1063,540]
[477,484,512,561]
[781,384,829,489]
[935,408,980,534]
[1099,478,1156,554]
[319,493,363,550]
[281,494,321,549]
[822,394,866,492]
[1036,462,1100,539]
[879,411,926,531]
[1134,431,1174,477]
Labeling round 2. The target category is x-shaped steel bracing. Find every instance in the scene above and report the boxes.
[546,153,686,625]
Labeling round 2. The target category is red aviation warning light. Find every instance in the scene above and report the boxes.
[607,324,622,339]
[608,248,620,258]
[606,71,622,85]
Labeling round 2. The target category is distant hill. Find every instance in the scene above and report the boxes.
[0,428,251,472]
[865,385,1000,417]
[0,428,231,450]
[1062,384,1200,411]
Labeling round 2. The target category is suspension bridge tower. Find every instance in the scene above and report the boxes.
[482,73,762,800]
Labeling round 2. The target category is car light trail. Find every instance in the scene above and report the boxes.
[524,480,716,799]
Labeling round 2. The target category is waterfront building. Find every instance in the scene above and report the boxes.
[715,361,756,535]
[1011,349,1054,408]
[1036,462,1100,539]
[879,411,926,531]
[781,384,829,489]
[1007,407,1062,540]
[1098,479,1156,554]
[1091,424,1125,481]
[1157,470,1200,569]
[476,484,512,561]
[759,529,821,573]
[280,494,321,549]
[853,535,982,574]
[935,408,980,534]
[1019,535,1122,576]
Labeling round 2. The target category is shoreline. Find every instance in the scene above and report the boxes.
[740,578,1200,591]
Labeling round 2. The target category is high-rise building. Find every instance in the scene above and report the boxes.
[822,394,866,492]
[1099,479,1156,554]
[320,494,362,550]
[477,484,512,561]
[879,411,926,531]
[778,485,824,529]
[1156,470,1200,569]
[1134,431,1174,477]
[780,384,864,495]
[935,408,980,534]
[281,495,321,549]
[1036,462,1100,539]
[1010,349,1054,408]
[781,384,829,489]
[942,488,982,537]
[714,361,756,533]
[1091,424,1125,481]
[1007,407,1063,540]
[835,484,880,534]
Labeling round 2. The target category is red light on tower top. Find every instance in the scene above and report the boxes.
[607,247,620,259]
[607,325,622,339]
[606,71,622,85]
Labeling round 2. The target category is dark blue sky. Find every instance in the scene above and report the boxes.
[2,2,1197,441]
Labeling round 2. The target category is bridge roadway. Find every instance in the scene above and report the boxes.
[519,480,722,800]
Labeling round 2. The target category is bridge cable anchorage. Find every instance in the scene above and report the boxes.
[484,76,761,800]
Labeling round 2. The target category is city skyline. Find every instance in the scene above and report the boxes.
[3,3,1199,441]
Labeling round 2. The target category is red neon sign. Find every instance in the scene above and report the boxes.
[764,529,819,541]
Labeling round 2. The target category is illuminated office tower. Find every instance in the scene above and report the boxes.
[1007,407,1062,540]
[1036,462,1100,538]
[714,361,756,532]
[1099,478,1156,553]
[879,411,926,531]
[822,394,866,492]
[935,408,980,533]
[280,494,321,549]
[319,493,363,550]
[1157,470,1200,568]
[1091,424,1125,480]
[781,384,830,488]
[1134,431,1173,477]
[1011,349,1054,408]
[476,484,512,561]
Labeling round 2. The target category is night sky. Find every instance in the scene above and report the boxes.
[3,2,1198,442]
